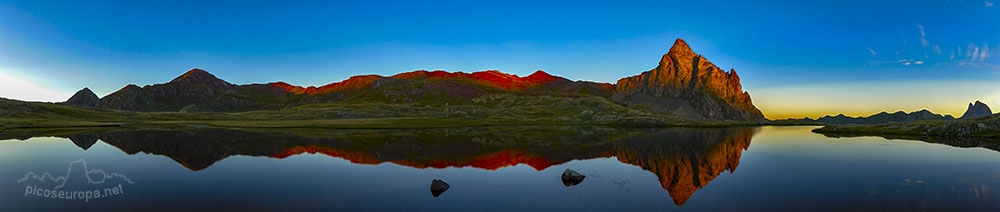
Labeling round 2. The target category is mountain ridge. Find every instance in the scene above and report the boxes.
[783,109,955,125]
[90,38,765,121]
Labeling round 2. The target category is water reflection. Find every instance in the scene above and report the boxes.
[815,132,1000,152]
[1,126,755,205]
[613,128,753,205]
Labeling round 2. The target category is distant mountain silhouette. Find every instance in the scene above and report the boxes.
[62,87,99,107]
[94,39,763,121]
[814,113,1000,138]
[785,109,955,125]
[960,100,993,119]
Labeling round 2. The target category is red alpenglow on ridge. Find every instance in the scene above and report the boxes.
[272,146,566,171]
[269,70,571,95]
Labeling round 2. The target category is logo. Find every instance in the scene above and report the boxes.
[17,159,134,202]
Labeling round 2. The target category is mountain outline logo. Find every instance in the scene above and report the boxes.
[17,159,134,189]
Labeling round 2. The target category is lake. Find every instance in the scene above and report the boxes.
[1,126,998,211]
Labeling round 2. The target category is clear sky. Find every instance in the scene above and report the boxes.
[1,0,998,119]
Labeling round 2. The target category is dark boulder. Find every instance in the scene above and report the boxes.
[430,179,450,197]
[561,169,586,186]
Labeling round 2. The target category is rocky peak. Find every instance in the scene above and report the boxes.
[63,87,99,107]
[614,38,764,121]
[667,38,696,57]
[960,100,993,119]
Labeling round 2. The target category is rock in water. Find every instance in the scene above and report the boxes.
[960,100,993,119]
[63,87,99,107]
[430,179,450,197]
[561,169,586,186]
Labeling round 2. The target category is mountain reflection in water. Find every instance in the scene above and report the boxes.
[5,126,754,205]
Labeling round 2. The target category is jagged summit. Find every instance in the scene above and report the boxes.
[667,39,696,55]
[960,100,993,119]
[615,38,764,121]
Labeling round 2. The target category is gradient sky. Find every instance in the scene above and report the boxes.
[1,0,998,119]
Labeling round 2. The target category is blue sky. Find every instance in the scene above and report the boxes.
[1,0,998,118]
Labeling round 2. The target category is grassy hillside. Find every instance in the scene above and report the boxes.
[1,96,752,131]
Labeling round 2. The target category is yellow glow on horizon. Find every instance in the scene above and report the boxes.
[751,80,1000,120]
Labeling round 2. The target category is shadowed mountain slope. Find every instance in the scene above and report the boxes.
[960,100,993,119]
[62,87,99,107]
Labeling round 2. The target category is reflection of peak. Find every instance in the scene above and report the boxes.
[613,128,755,205]
[392,150,559,171]
[81,127,621,171]
[67,134,99,150]
[48,126,756,204]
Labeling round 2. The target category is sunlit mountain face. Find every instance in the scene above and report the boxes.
[270,70,581,95]
[4,126,754,205]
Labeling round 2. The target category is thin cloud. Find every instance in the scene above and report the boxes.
[988,0,995,7]
[914,61,925,64]
[981,43,990,61]
[933,45,942,55]
[951,51,956,60]
[968,43,980,60]
[867,59,913,66]
[868,48,878,56]
[915,24,930,48]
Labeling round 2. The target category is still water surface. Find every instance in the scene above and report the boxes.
[1,126,998,211]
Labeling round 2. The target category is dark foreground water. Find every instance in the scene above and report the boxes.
[1,126,998,211]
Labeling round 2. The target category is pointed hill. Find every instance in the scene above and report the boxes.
[63,87,99,107]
